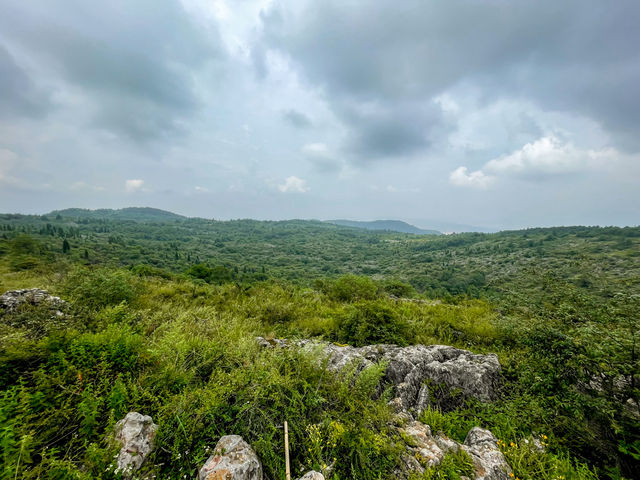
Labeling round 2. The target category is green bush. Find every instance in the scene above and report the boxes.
[337,300,413,346]
[326,275,379,302]
[9,234,42,255]
[62,268,140,310]
[9,255,40,271]
[382,279,416,298]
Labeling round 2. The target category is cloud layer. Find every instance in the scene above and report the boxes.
[0,0,638,229]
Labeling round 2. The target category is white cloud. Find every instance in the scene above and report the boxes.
[485,136,615,179]
[303,143,330,157]
[194,185,209,193]
[278,175,309,193]
[449,166,494,189]
[125,179,145,193]
[451,136,619,188]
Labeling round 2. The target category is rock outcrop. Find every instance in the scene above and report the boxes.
[400,420,459,471]
[113,412,158,478]
[395,420,511,480]
[297,471,325,480]
[0,288,65,313]
[259,338,501,415]
[396,421,511,480]
[321,343,500,413]
[199,435,263,480]
[462,427,512,480]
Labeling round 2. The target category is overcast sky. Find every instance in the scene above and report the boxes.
[0,0,638,230]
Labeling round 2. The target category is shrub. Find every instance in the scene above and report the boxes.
[326,275,379,302]
[185,264,233,284]
[9,234,41,256]
[62,267,140,310]
[382,279,416,298]
[337,300,412,346]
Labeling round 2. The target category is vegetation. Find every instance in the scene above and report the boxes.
[0,210,638,479]
[327,219,441,235]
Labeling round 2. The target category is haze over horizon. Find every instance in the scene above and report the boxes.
[1,0,639,230]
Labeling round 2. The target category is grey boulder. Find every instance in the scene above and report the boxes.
[113,412,158,478]
[311,343,501,414]
[0,288,65,313]
[297,472,325,480]
[199,435,263,480]
[463,427,512,480]
[401,420,459,470]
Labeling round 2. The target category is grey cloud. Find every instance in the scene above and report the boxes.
[339,101,443,159]
[0,44,50,118]
[260,0,640,155]
[282,109,312,128]
[0,0,223,141]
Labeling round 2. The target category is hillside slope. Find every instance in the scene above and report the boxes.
[49,207,186,222]
[327,219,441,235]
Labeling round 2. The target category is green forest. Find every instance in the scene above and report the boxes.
[0,209,638,479]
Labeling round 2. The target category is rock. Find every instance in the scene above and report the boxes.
[308,342,501,414]
[401,421,459,469]
[256,336,290,349]
[113,412,158,478]
[0,288,65,313]
[463,427,512,480]
[297,472,325,480]
[199,435,262,480]
[259,338,501,414]
[396,423,512,480]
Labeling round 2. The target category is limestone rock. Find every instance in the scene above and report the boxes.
[397,422,512,480]
[113,412,158,478]
[309,342,501,414]
[463,427,512,480]
[297,471,325,480]
[259,337,501,414]
[0,288,65,313]
[199,435,263,480]
[401,421,458,469]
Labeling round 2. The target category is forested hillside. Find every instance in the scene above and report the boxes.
[326,219,441,235]
[0,211,638,479]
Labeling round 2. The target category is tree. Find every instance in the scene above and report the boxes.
[62,239,71,254]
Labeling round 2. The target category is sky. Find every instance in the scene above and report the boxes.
[0,0,639,230]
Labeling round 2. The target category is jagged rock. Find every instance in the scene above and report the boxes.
[0,288,65,313]
[199,435,263,480]
[113,412,158,478]
[309,342,501,414]
[463,427,512,480]
[585,373,640,419]
[258,338,501,415]
[396,422,512,480]
[401,421,459,469]
[297,471,325,480]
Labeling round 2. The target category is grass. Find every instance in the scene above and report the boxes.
[0,262,637,479]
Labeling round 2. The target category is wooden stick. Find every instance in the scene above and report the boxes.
[284,420,291,480]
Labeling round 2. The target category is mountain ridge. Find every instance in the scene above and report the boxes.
[326,219,441,235]
[49,207,186,222]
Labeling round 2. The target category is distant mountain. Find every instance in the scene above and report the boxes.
[49,207,186,222]
[407,219,497,234]
[327,219,441,235]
